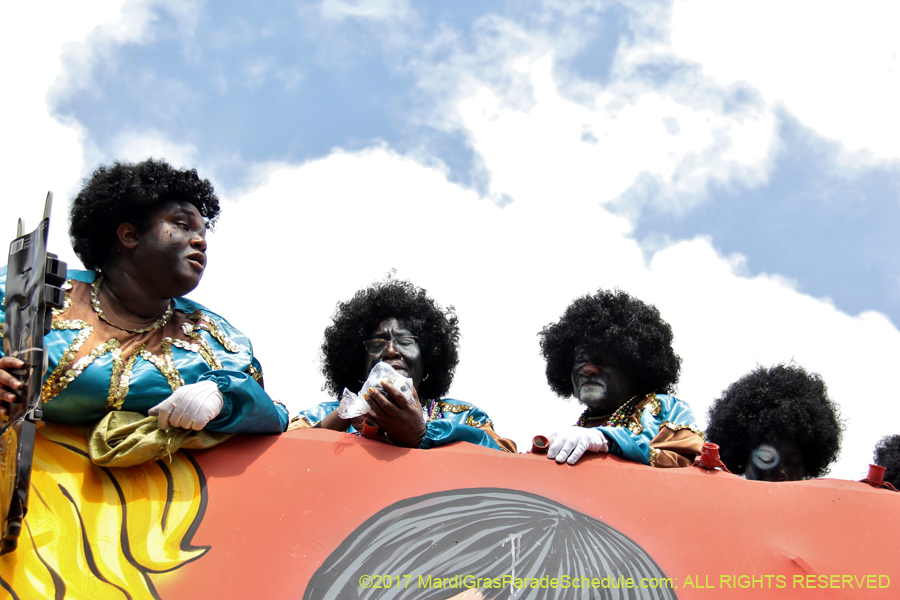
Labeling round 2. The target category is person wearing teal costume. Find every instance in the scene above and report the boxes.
[539,289,703,467]
[0,159,288,434]
[290,279,516,453]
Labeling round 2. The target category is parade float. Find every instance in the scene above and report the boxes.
[0,426,898,599]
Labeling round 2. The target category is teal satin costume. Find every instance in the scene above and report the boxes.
[588,393,704,467]
[293,398,514,452]
[0,268,288,434]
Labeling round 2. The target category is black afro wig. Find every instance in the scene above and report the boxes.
[539,289,681,398]
[321,279,459,400]
[874,434,900,489]
[706,364,843,479]
[69,158,220,270]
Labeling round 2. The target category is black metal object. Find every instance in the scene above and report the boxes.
[0,192,66,554]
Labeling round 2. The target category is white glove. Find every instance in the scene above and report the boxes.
[547,426,609,465]
[149,380,224,432]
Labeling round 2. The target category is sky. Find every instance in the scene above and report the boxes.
[2,0,899,479]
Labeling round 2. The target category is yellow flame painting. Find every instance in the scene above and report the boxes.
[0,424,208,599]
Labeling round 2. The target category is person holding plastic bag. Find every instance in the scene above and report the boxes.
[289,279,516,452]
[0,159,289,442]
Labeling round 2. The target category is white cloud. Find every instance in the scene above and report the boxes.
[51,0,203,97]
[458,55,777,211]
[107,129,200,168]
[319,0,412,22]
[398,8,779,216]
[670,0,900,163]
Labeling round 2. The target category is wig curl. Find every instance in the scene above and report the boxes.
[321,279,459,400]
[69,159,220,269]
[539,289,681,398]
[706,364,842,478]
[874,434,900,489]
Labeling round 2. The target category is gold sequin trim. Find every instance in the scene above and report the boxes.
[140,341,185,391]
[649,448,660,467]
[659,421,706,441]
[465,415,487,427]
[171,336,223,370]
[0,323,4,339]
[187,311,242,353]
[438,402,473,414]
[625,421,643,435]
[52,319,90,331]
[246,365,262,382]
[621,394,662,436]
[109,347,142,410]
[646,395,662,417]
[52,280,73,316]
[103,345,125,409]
[42,326,94,402]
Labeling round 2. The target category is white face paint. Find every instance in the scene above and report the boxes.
[570,351,635,412]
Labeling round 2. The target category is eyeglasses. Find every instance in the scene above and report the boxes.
[363,336,419,356]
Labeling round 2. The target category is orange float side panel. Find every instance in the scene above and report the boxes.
[2,425,897,599]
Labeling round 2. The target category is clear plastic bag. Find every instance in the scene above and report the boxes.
[337,362,415,419]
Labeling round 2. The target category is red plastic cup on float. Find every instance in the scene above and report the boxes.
[531,435,549,454]
[361,419,379,439]
[866,464,886,486]
[698,442,724,470]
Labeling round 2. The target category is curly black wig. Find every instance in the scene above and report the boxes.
[706,364,842,479]
[69,159,220,270]
[321,279,460,400]
[539,289,681,398]
[874,434,900,489]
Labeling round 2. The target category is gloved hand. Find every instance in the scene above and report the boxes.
[149,380,224,431]
[547,426,609,465]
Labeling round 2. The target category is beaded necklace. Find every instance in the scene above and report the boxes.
[576,394,641,428]
[423,399,442,422]
[90,273,174,334]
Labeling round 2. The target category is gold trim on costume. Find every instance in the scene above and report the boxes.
[645,395,662,417]
[465,415,487,427]
[172,336,224,370]
[52,319,90,331]
[140,341,185,391]
[187,312,243,353]
[659,420,707,441]
[109,347,143,410]
[621,393,661,435]
[41,326,94,402]
[649,448,660,467]
[438,401,473,414]
[246,365,263,382]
